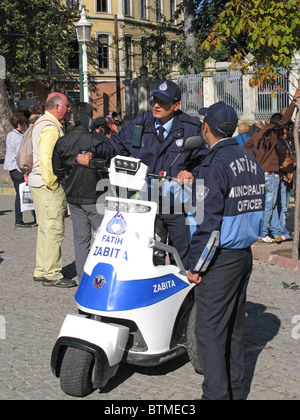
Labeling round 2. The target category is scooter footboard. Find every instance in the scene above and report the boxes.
[52,314,129,368]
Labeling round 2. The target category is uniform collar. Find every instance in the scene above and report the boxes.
[210,137,237,150]
[155,117,174,135]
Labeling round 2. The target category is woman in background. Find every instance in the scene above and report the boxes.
[3,113,36,227]
[234,122,250,147]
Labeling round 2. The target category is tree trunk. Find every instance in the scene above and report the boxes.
[0,79,13,156]
[292,92,300,260]
[182,0,197,74]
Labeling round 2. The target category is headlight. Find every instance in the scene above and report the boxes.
[105,200,150,213]
[106,200,120,211]
[115,158,139,172]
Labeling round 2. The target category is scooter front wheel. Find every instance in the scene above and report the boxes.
[60,347,95,397]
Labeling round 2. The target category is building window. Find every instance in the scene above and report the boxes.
[98,34,109,69]
[140,36,147,68]
[155,0,162,21]
[96,0,107,12]
[170,0,175,20]
[68,40,79,70]
[40,51,47,69]
[66,90,80,105]
[65,0,80,8]
[124,36,132,73]
[140,0,147,19]
[124,0,131,15]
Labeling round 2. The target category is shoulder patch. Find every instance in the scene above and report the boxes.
[196,186,209,202]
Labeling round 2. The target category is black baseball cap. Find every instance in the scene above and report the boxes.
[198,102,238,137]
[152,80,181,103]
[94,117,107,127]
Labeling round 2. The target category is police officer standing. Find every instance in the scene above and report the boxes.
[178,102,265,400]
[78,80,203,266]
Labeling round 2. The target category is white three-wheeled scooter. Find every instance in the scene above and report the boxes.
[51,133,218,397]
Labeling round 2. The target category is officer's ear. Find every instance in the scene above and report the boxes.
[174,101,181,112]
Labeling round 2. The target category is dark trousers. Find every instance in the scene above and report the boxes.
[156,213,191,267]
[68,203,104,281]
[10,169,24,224]
[194,247,252,400]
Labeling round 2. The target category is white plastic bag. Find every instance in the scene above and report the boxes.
[19,182,34,212]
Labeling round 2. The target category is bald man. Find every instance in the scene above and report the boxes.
[28,93,77,288]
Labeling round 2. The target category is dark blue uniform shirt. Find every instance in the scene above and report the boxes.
[187,138,265,271]
[93,110,203,177]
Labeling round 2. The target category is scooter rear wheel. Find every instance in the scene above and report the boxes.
[186,304,203,374]
[60,347,95,397]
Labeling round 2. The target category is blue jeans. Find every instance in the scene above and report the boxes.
[261,173,282,238]
[272,179,291,238]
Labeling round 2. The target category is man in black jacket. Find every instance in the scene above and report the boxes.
[52,102,106,281]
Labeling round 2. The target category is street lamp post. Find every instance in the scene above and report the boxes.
[75,7,93,103]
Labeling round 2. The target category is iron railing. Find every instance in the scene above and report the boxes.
[178,74,203,117]
[214,71,243,118]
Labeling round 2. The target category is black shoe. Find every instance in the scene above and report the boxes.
[42,277,77,288]
[15,222,32,228]
[33,276,44,282]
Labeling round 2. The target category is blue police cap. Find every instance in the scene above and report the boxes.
[198,102,238,136]
[152,80,181,103]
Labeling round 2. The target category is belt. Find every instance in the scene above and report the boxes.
[265,171,279,175]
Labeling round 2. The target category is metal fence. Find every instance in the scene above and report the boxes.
[125,67,290,121]
[178,68,290,121]
[214,70,243,118]
[255,67,290,120]
[178,74,203,117]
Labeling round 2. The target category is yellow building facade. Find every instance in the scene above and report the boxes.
[81,0,181,117]
[16,0,181,118]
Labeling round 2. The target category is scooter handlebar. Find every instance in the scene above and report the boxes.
[147,172,178,183]
[89,158,108,171]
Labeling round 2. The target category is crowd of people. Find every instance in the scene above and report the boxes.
[2,81,300,400]
[234,92,299,243]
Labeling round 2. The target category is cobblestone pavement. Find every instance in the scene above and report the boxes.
[0,194,299,400]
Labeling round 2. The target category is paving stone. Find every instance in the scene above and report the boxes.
[0,193,299,400]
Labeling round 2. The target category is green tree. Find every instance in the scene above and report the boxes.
[0,0,79,151]
[201,0,300,259]
[193,0,230,72]
[201,0,300,83]
[0,0,79,85]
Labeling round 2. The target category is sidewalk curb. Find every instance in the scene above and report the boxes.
[252,246,300,272]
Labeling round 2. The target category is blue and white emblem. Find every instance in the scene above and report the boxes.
[196,186,209,202]
[159,81,168,91]
[106,212,127,235]
[93,275,106,289]
[176,139,183,147]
